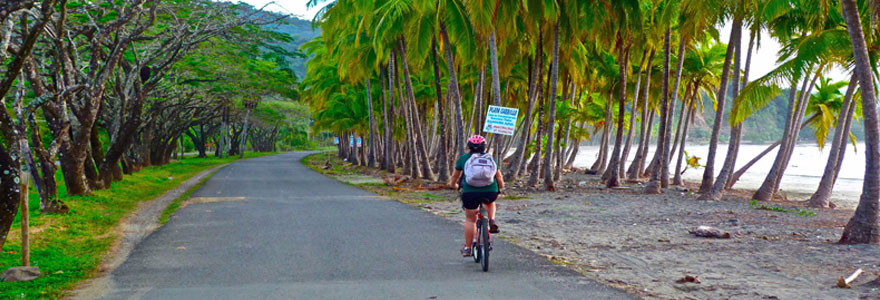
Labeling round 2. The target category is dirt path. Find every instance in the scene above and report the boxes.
[308,153,880,300]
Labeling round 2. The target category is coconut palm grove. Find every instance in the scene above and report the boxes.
[1,0,880,298]
[304,0,879,244]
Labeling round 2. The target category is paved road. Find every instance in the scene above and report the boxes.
[100,152,636,299]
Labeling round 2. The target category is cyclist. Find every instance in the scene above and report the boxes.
[448,135,504,257]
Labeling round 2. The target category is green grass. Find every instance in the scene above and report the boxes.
[749,199,817,217]
[0,152,276,299]
[302,151,363,175]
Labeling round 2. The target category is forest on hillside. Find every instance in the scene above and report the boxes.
[269,17,321,80]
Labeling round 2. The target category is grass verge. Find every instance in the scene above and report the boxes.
[303,152,458,205]
[0,152,276,299]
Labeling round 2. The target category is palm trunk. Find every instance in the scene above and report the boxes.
[620,49,648,175]
[488,30,504,167]
[628,49,655,179]
[668,85,690,170]
[431,39,449,182]
[726,118,815,189]
[397,37,434,180]
[673,96,695,186]
[724,29,757,188]
[439,24,466,158]
[593,92,614,173]
[662,34,687,187]
[645,28,672,194]
[382,63,394,172]
[557,83,576,179]
[605,41,630,188]
[701,26,743,201]
[809,76,858,207]
[699,16,741,193]
[637,109,656,178]
[543,22,560,190]
[840,0,880,244]
[366,77,377,168]
[504,58,537,180]
[752,78,802,200]
[773,67,822,191]
[526,72,546,187]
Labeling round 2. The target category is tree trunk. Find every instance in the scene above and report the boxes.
[840,0,880,244]
[488,30,503,163]
[605,41,630,188]
[439,24,466,158]
[399,39,435,178]
[239,108,251,159]
[593,92,613,174]
[638,110,656,177]
[431,39,449,182]
[0,148,21,249]
[557,83,576,179]
[663,34,688,188]
[645,28,672,194]
[398,39,435,180]
[621,49,648,175]
[673,96,695,186]
[526,71,547,187]
[752,73,813,201]
[219,107,228,158]
[628,49,656,179]
[668,87,688,163]
[701,25,744,201]
[809,76,858,208]
[543,22,561,190]
[773,68,822,191]
[506,47,542,181]
[727,136,799,189]
[366,77,377,168]
[699,16,741,193]
[384,58,395,172]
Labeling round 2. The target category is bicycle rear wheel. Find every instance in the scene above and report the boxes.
[472,240,481,263]
[480,217,490,272]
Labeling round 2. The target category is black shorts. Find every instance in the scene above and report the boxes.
[461,192,499,210]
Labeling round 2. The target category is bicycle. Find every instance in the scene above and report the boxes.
[471,202,492,272]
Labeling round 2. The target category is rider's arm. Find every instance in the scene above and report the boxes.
[495,170,504,191]
[449,170,463,189]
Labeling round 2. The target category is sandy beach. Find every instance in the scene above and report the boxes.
[307,152,880,300]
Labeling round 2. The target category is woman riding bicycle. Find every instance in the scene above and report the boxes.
[448,135,504,257]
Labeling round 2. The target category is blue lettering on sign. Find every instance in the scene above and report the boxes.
[482,105,520,136]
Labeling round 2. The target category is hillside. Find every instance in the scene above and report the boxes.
[265,16,321,80]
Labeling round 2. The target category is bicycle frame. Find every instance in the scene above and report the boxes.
[473,202,492,271]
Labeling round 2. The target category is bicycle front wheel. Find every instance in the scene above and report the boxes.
[480,218,490,272]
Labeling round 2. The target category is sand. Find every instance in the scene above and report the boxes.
[310,156,880,300]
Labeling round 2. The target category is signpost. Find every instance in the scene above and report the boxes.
[482,105,519,136]
[356,137,362,148]
[349,136,354,146]
[333,137,339,145]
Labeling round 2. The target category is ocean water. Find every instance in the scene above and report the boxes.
[572,143,867,209]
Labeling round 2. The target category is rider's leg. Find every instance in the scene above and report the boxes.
[485,202,496,220]
[464,208,478,245]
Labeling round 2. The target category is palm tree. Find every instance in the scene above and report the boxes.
[839,0,880,244]
[698,14,741,194]
[808,76,857,208]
